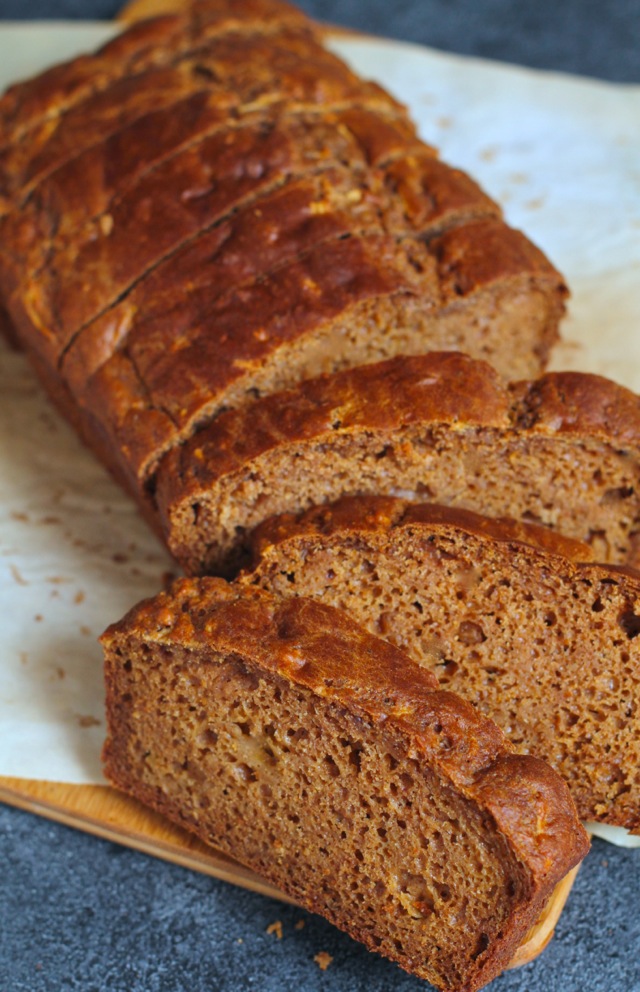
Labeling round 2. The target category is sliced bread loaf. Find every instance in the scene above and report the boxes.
[155,352,640,575]
[0,2,567,503]
[102,577,589,992]
[60,220,564,489]
[242,495,640,829]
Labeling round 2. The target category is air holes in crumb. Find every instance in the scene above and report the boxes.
[198,728,218,747]
[544,611,557,627]
[592,597,605,613]
[439,660,458,680]
[457,621,486,645]
[603,486,634,503]
[324,755,340,778]
[192,63,218,81]
[235,763,257,783]
[619,607,640,639]
[348,747,362,773]
[472,933,490,960]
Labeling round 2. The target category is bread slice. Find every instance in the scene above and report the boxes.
[101,577,589,992]
[155,352,640,575]
[11,132,494,368]
[62,221,561,492]
[242,495,640,830]
[59,153,495,392]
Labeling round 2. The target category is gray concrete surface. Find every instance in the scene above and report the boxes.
[1,2,639,990]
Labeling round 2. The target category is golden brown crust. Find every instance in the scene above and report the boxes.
[248,494,596,566]
[512,370,640,448]
[0,25,403,227]
[101,576,589,885]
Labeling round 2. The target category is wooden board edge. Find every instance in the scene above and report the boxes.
[0,775,296,904]
[1,775,579,966]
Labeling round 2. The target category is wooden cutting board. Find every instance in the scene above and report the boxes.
[0,0,582,971]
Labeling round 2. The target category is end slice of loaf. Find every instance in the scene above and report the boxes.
[101,577,589,992]
[242,495,640,830]
[155,352,640,575]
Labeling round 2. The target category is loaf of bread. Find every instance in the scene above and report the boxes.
[0,0,567,514]
[241,495,640,830]
[101,577,589,992]
[156,352,640,575]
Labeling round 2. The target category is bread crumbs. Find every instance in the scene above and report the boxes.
[314,952,333,971]
[266,921,283,939]
[294,920,305,931]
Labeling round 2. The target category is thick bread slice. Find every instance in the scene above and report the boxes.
[68,225,561,487]
[155,353,640,574]
[58,156,498,389]
[243,495,640,829]
[101,577,589,992]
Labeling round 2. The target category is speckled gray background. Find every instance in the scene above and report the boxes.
[1,2,639,991]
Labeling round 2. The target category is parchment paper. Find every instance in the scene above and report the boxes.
[1,25,638,830]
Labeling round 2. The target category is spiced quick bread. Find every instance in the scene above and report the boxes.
[0,0,567,508]
[242,495,640,830]
[101,578,589,992]
[155,352,640,575]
